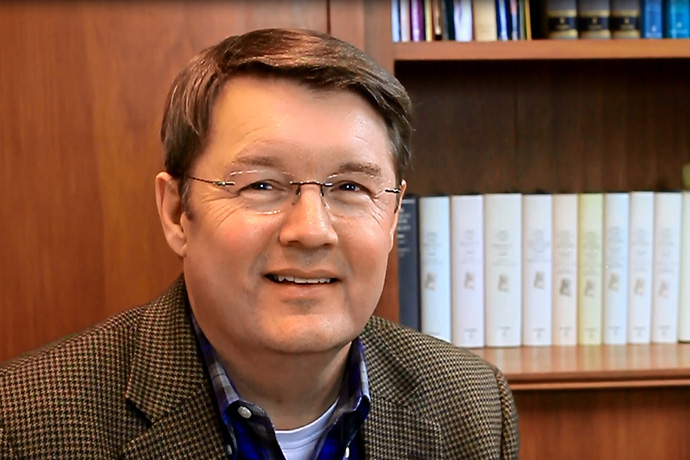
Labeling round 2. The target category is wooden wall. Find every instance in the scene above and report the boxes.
[0,0,328,362]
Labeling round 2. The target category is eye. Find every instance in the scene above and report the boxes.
[334,181,367,193]
[246,181,275,191]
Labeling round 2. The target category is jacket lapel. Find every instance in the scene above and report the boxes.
[122,278,227,458]
[360,319,444,459]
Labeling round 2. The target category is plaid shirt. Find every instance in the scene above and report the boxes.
[191,315,370,460]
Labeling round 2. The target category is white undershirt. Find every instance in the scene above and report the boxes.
[275,400,338,460]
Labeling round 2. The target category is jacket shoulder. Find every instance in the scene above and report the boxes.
[361,316,519,459]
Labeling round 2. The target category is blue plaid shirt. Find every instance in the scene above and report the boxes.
[191,314,370,460]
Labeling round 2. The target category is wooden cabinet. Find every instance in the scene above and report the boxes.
[329,2,690,459]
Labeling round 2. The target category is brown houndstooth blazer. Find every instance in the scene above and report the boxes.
[0,277,519,459]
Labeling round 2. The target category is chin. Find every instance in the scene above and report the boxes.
[261,315,362,355]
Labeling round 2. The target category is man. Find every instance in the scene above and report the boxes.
[0,29,518,459]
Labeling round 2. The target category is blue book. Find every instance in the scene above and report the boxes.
[397,196,421,331]
[496,0,510,40]
[642,0,664,38]
[665,0,690,37]
[392,0,402,42]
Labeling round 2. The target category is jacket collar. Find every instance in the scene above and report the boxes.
[123,276,227,457]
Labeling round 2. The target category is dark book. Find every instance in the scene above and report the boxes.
[397,196,421,331]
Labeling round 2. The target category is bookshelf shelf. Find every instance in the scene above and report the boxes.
[474,343,690,391]
[394,39,690,61]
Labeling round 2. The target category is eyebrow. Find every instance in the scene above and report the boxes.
[332,162,384,177]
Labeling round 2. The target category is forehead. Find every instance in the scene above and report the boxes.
[201,75,395,178]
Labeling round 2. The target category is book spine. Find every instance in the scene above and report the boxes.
[603,193,630,344]
[425,0,435,41]
[509,0,520,39]
[665,0,690,38]
[578,193,604,345]
[611,0,641,38]
[627,191,655,344]
[392,0,402,42]
[411,0,426,41]
[679,191,690,342]
[454,0,474,40]
[450,195,485,348]
[546,0,579,39]
[651,192,682,343]
[445,0,458,39]
[419,196,452,341]
[401,0,412,41]
[473,0,498,40]
[552,194,579,346]
[522,195,553,346]
[484,193,522,347]
[579,0,612,39]
[397,196,421,331]
[641,0,663,38]
[497,0,510,40]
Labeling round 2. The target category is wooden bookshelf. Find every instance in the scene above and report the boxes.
[394,39,690,61]
[331,2,690,458]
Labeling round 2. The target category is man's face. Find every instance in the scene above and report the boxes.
[168,76,404,356]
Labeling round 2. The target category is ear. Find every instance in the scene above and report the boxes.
[387,179,407,252]
[155,172,188,258]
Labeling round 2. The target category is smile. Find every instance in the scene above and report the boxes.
[267,274,336,284]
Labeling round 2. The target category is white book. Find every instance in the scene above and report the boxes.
[627,192,654,344]
[472,0,497,41]
[652,192,682,343]
[450,195,484,348]
[419,196,452,342]
[454,0,474,41]
[603,193,630,344]
[400,0,411,42]
[578,193,604,345]
[484,193,522,347]
[679,191,690,342]
[552,194,579,346]
[522,194,553,346]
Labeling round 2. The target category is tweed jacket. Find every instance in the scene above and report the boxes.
[0,278,519,459]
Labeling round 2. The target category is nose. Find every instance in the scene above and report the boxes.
[278,183,338,248]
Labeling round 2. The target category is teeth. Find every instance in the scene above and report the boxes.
[274,275,332,284]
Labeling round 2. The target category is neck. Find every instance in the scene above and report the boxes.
[217,343,352,430]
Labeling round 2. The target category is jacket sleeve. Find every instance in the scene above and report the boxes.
[0,416,16,460]
[493,366,520,459]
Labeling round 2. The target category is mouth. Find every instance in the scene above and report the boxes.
[266,274,337,285]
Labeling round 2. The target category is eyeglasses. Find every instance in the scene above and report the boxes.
[187,170,401,218]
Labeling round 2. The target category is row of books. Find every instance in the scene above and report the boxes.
[391,0,690,42]
[396,191,690,347]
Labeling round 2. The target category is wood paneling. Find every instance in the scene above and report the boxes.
[0,0,328,362]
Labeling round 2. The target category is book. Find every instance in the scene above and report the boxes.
[627,192,655,344]
[432,0,448,39]
[578,0,612,39]
[546,0,578,38]
[509,0,520,39]
[454,0,474,40]
[664,0,690,37]
[611,0,641,38]
[497,0,511,40]
[473,0,498,40]
[425,0,434,41]
[393,0,402,42]
[578,193,604,345]
[679,191,690,342]
[602,193,629,344]
[552,194,579,346]
[419,196,452,341]
[651,192,682,343]
[522,194,553,346]
[641,0,663,38]
[401,0,412,41]
[411,0,426,41]
[397,196,421,331]
[525,0,533,38]
[450,195,484,348]
[484,193,522,347]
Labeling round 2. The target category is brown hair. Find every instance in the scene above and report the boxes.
[160,28,412,205]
